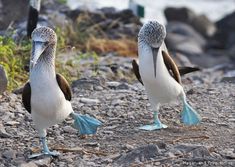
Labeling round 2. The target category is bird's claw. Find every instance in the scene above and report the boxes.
[28,150,60,159]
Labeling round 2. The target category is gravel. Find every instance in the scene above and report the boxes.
[0,56,235,166]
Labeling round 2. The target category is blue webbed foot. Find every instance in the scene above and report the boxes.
[70,113,102,135]
[181,101,201,125]
[139,112,167,130]
[139,123,167,131]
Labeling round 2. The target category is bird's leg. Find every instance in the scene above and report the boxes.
[41,137,60,156]
[153,111,168,128]
[139,105,167,131]
[70,112,102,135]
[28,137,60,159]
[180,92,202,125]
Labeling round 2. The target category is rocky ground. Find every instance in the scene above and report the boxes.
[0,1,235,167]
[0,54,235,166]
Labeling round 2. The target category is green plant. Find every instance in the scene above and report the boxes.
[57,0,67,4]
[0,36,30,90]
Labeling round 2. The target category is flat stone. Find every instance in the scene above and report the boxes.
[74,157,89,167]
[84,142,99,147]
[80,98,100,104]
[106,81,121,88]
[2,149,16,160]
[111,99,124,106]
[221,149,235,159]
[116,83,130,90]
[0,123,11,138]
[33,157,52,166]
[115,145,161,166]
[171,144,212,159]
[191,146,211,158]
[72,77,106,91]
[5,121,20,126]
[63,125,77,134]
[19,162,38,167]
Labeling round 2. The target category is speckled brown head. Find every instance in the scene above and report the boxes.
[138,21,166,48]
[30,26,57,69]
[138,21,166,78]
[31,26,57,44]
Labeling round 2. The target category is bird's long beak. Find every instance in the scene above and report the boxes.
[152,48,159,78]
[31,41,47,68]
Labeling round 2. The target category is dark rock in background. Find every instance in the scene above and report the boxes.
[0,65,7,94]
[166,22,206,56]
[215,11,235,49]
[0,0,28,30]
[63,8,142,39]
[164,7,235,68]
[0,0,71,41]
[164,7,216,38]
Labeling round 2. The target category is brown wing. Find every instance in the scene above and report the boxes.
[22,82,31,113]
[132,59,144,85]
[178,67,200,76]
[56,73,72,101]
[162,50,181,84]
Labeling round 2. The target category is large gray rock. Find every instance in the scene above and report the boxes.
[228,44,235,59]
[165,22,232,68]
[165,22,206,56]
[186,51,231,68]
[169,144,213,159]
[164,7,216,37]
[2,149,16,160]
[64,8,142,39]
[19,162,37,167]
[215,11,235,49]
[115,145,161,167]
[0,0,28,30]
[0,65,7,94]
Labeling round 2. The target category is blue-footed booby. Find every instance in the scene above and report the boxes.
[132,21,201,130]
[22,26,101,158]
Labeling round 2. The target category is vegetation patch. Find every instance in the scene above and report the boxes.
[0,35,29,90]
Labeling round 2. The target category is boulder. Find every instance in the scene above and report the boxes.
[228,44,235,60]
[0,0,28,30]
[186,50,231,68]
[165,7,195,24]
[0,65,7,94]
[115,145,161,167]
[165,22,231,68]
[165,22,206,56]
[64,8,141,39]
[215,11,235,49]
[164,7,216,37]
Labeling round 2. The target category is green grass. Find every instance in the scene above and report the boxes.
[57,0,67,4]
[0,31,101,91]
[0,35,29,90]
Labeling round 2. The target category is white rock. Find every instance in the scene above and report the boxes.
[80,98,100,104]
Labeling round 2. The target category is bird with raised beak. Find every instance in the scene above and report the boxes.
[22,26,102,158]
[132,21,201,130]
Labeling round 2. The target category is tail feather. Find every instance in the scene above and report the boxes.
[71,113,102,135]
[179,67,200,76]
